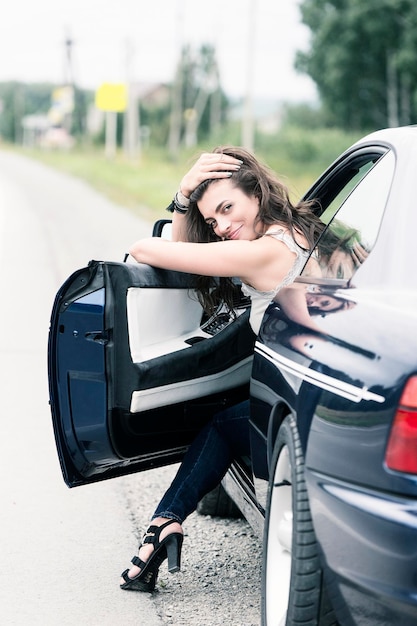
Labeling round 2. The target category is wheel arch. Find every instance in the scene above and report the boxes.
[266,400,291,474]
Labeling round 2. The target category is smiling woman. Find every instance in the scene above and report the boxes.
[122,145,326,592]
[129,146,325,332]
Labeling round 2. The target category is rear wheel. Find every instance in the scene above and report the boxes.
[262,414,337,626]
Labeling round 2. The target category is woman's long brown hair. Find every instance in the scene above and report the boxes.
[185,146,325,315]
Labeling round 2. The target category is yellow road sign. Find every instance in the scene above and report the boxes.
[95,83,127,112]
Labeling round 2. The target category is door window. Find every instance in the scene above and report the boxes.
[304,149,395,281]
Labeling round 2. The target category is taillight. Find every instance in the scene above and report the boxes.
[385,376,417,474]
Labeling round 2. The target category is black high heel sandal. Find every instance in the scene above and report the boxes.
[120,519,183,592]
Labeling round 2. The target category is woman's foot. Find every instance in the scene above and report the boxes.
[120,517,183,589]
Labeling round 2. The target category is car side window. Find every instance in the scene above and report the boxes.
[303,150,395,281]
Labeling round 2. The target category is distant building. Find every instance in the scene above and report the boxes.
[131,82,170,107]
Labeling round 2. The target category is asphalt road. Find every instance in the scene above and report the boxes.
[0,149,163,625]
[0,149,262,626]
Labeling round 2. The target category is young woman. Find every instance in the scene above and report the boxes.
[120,146,325,592]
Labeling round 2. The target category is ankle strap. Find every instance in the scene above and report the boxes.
[141,519,178,548]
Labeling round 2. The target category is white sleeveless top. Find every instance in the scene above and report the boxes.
[241,229,309,334]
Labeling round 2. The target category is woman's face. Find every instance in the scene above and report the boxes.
[197,179,260,241]
[305,293,345,313]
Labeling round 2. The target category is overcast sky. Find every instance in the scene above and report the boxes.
[0,0,317,102]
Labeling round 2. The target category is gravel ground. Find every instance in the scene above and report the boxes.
[118,464,263,626]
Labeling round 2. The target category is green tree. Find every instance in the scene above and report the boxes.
[296,0,417,129]
[0,82,52,142]
[139,94,171,146]
[0,81,90,144]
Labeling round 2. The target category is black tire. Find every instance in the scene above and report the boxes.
[262,414,338,626]
[197,483,242,518]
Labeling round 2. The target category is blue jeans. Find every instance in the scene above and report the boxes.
[152,400,250,524]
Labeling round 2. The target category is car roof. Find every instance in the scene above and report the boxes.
[352,124,417,150]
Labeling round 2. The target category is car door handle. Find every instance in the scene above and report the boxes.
[85,331,109,346]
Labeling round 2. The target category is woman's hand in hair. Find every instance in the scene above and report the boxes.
[180,152,242,198]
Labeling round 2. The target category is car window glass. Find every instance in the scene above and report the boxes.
[304,150,395,281]
[319,160,375,226]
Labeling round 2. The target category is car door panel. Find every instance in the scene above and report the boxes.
[255,287,417,485]
[48,260,255,487]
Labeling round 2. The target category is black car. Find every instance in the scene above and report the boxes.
[48,126,417,626]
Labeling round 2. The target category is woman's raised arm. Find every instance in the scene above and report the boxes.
[170,152,242,241]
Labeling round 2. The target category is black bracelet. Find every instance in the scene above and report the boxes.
[174,205,188,214]
[166,199,188,215]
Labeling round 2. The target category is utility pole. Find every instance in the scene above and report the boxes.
[62,28,84,137]
[241,0,257,151]
[168,0,185,159]
[63,30,74,134]
[64,30,74,86]
[123,39,141,161]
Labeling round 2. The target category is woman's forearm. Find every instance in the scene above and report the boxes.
[171,211,188,241]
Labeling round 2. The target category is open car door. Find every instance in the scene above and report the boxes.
[48,258,255,487]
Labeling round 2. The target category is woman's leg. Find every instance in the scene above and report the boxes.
[120,400,250,584]
[152,399,250,522]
